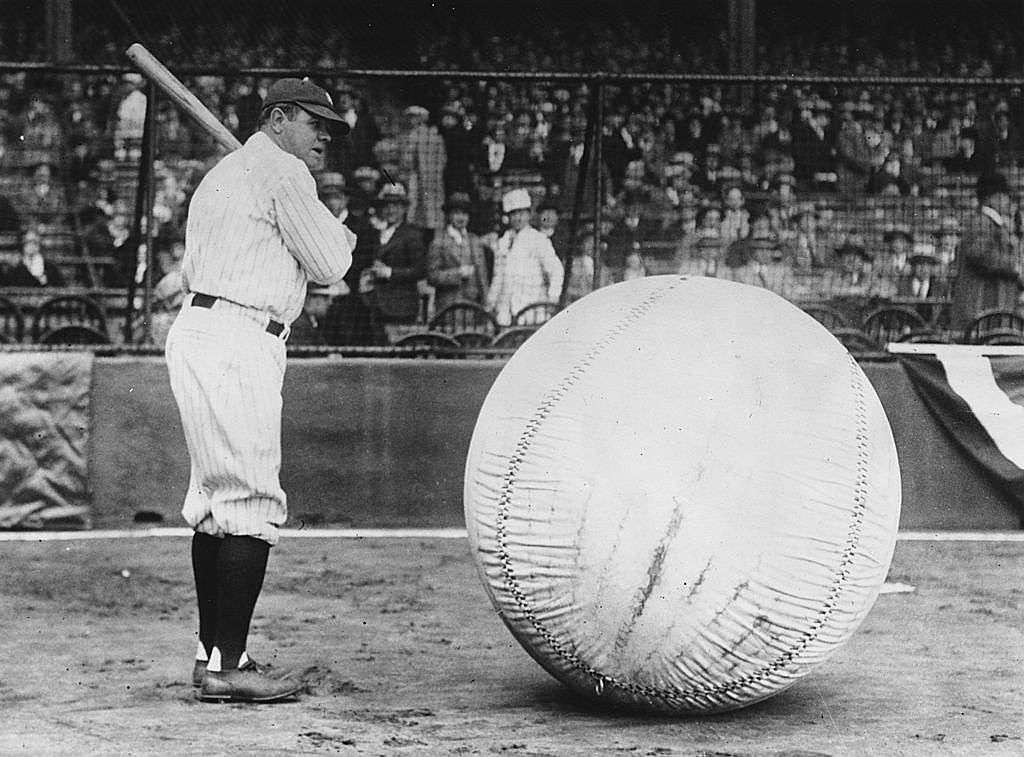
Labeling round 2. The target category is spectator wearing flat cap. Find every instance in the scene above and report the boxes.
[316,170,374,299]
[949,172,1024,332]
[486,188,564,326]
[426,191,490,311]
[399,105,447,241]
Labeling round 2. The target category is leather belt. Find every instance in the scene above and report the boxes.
[190,292,287,338]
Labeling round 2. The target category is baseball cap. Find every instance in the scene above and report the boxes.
[263,78,350,135]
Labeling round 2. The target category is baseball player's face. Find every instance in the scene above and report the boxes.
[279,108,332,171]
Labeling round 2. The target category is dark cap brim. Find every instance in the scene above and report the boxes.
[294,101,350,134]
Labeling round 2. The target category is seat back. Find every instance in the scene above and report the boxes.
[31,294,108,342]
[428,301,499,335]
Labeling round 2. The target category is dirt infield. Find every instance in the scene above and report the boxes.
[0,534,1021,756]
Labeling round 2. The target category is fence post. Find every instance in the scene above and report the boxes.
[124,80,157,344]
[592,77,605,295]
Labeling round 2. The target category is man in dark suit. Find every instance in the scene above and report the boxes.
[949,172,1024,332]
[362,183,427,328]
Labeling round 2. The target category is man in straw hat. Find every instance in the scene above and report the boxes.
[486,188,564,325]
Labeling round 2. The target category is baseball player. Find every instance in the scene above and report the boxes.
[165,78,355,703]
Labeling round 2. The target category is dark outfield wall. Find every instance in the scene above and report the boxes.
[89,357,1020,531]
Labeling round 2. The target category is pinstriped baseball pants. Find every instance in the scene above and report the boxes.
[165,298,288,546]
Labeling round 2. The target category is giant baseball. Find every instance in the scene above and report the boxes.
[464,275,902,713]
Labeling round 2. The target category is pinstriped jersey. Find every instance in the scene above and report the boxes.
[182,131,356,324]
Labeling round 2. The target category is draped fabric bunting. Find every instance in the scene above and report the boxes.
[897,345,1024,522]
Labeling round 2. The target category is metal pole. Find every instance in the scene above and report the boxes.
[557,80,600,308]
[592,79,605,294]
[124,81,156,344]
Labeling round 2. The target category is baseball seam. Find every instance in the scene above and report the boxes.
[493,287,870,709]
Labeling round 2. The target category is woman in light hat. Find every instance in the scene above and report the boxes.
[486,188,564,325]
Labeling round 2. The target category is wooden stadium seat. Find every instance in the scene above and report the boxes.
[799,303,848,332]
[491,326,537,351]
[393,330,461,357]
[428,301,499,335]
[511,301,560,327]
[976,328,1024,346]
[0,295,25,342]
[31,293,109,343]
[831,327,884,354]
[861,306,927,345]
[963,309,1024,345]
[451,330,493,349]
[40,324,111,345]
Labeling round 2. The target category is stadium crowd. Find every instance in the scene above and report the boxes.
[2,3,1024,346]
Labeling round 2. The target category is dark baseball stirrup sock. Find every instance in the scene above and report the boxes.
[191,532,223,659]
[214,534,271,671]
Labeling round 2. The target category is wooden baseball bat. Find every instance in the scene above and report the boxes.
[124,43,242,153]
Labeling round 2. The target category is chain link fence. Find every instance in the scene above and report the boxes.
[2,59,1024,349]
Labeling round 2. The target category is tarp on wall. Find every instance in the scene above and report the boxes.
[0,352,92,529]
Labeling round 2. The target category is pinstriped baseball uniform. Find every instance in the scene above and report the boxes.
[165,131,355,546]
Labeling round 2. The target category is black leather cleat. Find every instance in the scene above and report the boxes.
[197,660,301,703]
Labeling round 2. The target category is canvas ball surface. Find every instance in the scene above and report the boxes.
[464,275,902,714]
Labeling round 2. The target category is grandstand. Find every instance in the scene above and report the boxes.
[2,0,1024,349]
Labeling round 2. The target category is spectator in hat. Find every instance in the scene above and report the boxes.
[949,172,1024,332]
[785,201,821,268]
[316,170,370,295]
[535,202,571,261]
[934,216,961,268]
[426,191,490,311]
[944,126,986,174]
[16,162,68,223]
[605,195,658,282]
[678,203,722,277]
[486,188,564,325]
[867,150,913,195]
[881,222,914,281]
[360,182,428,329]
[662,152,700,208]
[350,166,382,220]
[399,105,447,240]
[820,232,881,298]
[326,82,381,180]
[722,211,792,297]
[0,225,65,288]
[316,171,355,229]
[791,103,835,192]
[719,184,750,246]
[437,104,477,198]
[897,241,948,300]
[835,105,888,197]
[564,224,612,303]
[114,73,147,161]
[986,102,1024,170]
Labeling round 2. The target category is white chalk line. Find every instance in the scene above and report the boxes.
[0,528,1022,542]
